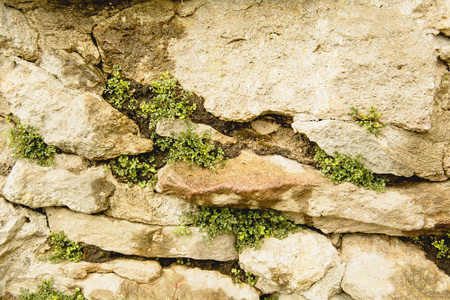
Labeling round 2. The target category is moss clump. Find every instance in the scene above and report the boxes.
[107,154,157,188]
[41,231,83,264]
[103,65,136,111]
[19,278,85,300]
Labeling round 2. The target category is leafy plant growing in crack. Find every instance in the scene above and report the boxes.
[349,106,385,136]
[40,231,83,264]
[231,268,258,286]
[5,116,57,166]
[103,65,137,111]
[19,278,86,300]
[412,231,450,259]
[107,154,157,188]
[314,147,388,192]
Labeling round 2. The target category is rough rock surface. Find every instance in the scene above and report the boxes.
[292,120,448,181]
[341,234,450,300]
[0,4,38,60]
[2,160,114,214]
[46,207,238,261]
[0,57,153,160]
[169,0,436,133]
[105,179,195,226]
[239,230,343,299]
[0,118,16,176]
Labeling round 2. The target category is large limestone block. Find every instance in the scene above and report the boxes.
[46,207,238,261]
[105,180,195,226]
[0,4,38,60]
[141,265,261,300]
[2,160,114,214]
[292,119,447,181]
[341,234,450,300]
[239,230,343,299]
[0,57,153,160]
[169,0,436,133]
[155,150,327,211]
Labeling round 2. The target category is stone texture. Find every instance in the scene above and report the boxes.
[155,151,327,211]
[105,179,195,226]
[0,118,16,176]
[38,50,105,94]
[156,119,236,145]
[2,159,114,214]
[93,0,180,82]
[0,57,153,160]
[46,207,238,261]
[239,230,343,298]
[141,265,260,300]
[169,0,436,133]
[0,4,38,60]
[292,119,447,181]
[341,234,450,300]
[54,154,89,173]
[251,118,281,135]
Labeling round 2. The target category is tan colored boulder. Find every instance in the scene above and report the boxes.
[46,207,238,261]
[341,234,450,300]
[0,57,153,160]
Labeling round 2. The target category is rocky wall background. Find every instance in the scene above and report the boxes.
[1,0,450,299]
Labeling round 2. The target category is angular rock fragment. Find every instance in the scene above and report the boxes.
[341,234,450,300]
[2,160,114,214]
[46,207,238,261]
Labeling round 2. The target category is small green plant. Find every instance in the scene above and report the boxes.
[349,106,385,136]
[153,129,227,171]
[107,154,157,188]
[6,117,56,166]
[19,278,85,300]
[314,147,388,192]
[231,268,258,286]
[140,72,196,129]
[412,232,450,259]
[41,232,83,264]
[103,65,136,110]
[173,224,191,236]
[178,206,303,253]
[176,258,191,266]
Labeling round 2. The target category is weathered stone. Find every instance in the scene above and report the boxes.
[54,154,89,173]
[0,4,38,60]
[38,50,105,94]
[292,119,447,181]
[0,57,153,160]
[169,0,436,133]
[46,207,238,261]
[142,265,260,300]
[2,160,114,214]
[444,149,450,177]
[239,230,343,298]
[0,118,16,176]
[155,151,327,211]
[251,118,281,135]
[341,234,450,300]
[105,180,195,226]
[156,119,236,145]
[93,0,179,82]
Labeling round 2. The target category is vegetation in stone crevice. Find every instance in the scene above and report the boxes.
[18,278,85,300]
[231,268,258,286]
[412,232,450,259]
[314,147,389,192]
[5,116,57,167]
[349,106,386,136]
[176,206,304,253]
[40,231,83,264]
[107,153,157,188]
[102,65,137,111]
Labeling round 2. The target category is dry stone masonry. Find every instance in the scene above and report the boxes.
[1,0,450,299]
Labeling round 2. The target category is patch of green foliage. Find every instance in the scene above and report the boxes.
[140,72,196,129]
[6,117,56,167]
[178,206,303,253]
[41,231,83,264]
[19,278,85,300]
[349,106,385,136]
[412,232,450,259]
[314,147,388,192]
[103,65,136,110]
[176,258,191,266]
[107,154,157,188]
[153,128,227,171]
[231,268,258,286]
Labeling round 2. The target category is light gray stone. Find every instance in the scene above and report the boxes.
[0,57,153,160]
[2,160,114,214]
[341,234,450,300]
[46,207,238,261]
[292,119,447,181]
[239,230,343,298]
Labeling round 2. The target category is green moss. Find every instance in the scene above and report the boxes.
[178,206,304,253]
[314,147,388,192]
[107,154,157,188]
[349,106,385,136]
[103,65,136,111]
[19,278,85,300]
[6,117,56,166]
